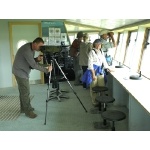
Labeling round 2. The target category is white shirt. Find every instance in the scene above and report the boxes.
[88,48,108,70]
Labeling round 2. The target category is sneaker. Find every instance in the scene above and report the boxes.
[25,111,37,119]
[83,83,86,88]
[94,104,99,107]
[93,103,99,107]
[74,83,80,86]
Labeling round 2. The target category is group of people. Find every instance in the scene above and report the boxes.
[12,30,116,119]
[70,32,92,88]
[70,30,116,106]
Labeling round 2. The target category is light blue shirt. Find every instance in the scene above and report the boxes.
[100,38,113,53]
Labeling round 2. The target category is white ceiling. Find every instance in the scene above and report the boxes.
[64,19,150,32]
[5,19,150,32]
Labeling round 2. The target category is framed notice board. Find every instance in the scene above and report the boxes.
[41,21,70,46]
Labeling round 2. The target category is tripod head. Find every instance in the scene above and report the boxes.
[40,45,55,54]
[40,45,62,55]
[40,46,61,64]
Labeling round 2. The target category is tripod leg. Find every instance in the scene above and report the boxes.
[44,100,48,125]
[58,90,69,100]
[53,58,87,112]
[49,89,69,102]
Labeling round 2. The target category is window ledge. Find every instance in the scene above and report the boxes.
[110,66,150,114]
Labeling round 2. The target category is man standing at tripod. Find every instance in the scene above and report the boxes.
[12,37,52,119]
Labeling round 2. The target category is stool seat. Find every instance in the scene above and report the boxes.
[101,110,126,121]
[92,86,108,92]
[101,110,126,131]
[95,96,115,111]
[95,96,115,103]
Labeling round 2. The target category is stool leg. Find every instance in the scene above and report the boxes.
[112,121,115,131]
[98,102,101,111]
[103,119,107,126]
[100,92,104,96]
[103,103,106,111]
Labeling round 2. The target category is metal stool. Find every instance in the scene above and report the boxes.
[101,110,126,131]
[93,96,115,129]
[95,95,115,111]
[92,86,109,96]
[90,86,109,114]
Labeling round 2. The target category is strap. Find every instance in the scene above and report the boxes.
[92,48,97,54]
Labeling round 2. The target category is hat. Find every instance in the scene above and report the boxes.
[77,31,84,38]
[83,33,89,38]
[93,39,102,44]
[99,29,110,36]
[83,33,89,40]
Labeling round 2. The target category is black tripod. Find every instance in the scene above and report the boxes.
[48,59,69,101]
[44,56,88,125]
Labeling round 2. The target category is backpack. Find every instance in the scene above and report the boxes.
[69,46,78,57]
[69,39,80,57]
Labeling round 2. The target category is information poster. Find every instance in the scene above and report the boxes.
[41,21,70,46]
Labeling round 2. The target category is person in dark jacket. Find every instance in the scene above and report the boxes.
[70,31,83,85]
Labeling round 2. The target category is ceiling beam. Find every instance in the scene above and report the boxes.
[64,20,103,30]
[113,19,150,31]
[67,30,99,33]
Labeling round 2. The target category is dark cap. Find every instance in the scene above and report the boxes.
[93,39,102,44]
[77,31,84,38]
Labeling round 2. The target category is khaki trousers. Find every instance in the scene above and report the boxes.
[15,75,33,111]
[90,75,105,105]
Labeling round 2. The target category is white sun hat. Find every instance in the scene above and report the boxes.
[99,29,110,36]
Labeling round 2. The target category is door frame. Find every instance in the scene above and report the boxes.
[9,21,44,86]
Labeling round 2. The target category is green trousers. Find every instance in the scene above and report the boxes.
[73,56,83,85]
[15,75,33,112]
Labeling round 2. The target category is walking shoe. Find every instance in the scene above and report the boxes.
[25,111,37,119]
[21,110,25,113]
[21,107,35,113]
[31,107,35,111]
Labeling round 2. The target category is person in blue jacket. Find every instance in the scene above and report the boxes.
[82,39,113,106]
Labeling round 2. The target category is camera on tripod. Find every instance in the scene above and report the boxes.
[40,46,64,88]
[40,45,54,55]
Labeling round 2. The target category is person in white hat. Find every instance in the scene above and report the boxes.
[99,29,116,66]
